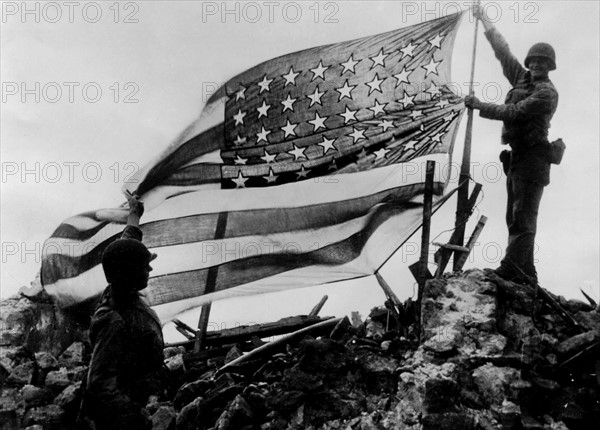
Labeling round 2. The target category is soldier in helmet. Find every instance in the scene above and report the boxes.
[465,6,559,284]
[83,192,165,430]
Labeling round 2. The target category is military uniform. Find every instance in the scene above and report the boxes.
[476,28,559,282]
[84,226,165,430]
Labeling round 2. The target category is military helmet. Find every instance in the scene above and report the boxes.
[525,43,556,71]
[102,238,156,283]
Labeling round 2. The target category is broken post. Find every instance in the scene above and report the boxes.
[453,215,488,271]
[435,183,482,277]
[195,211,229,352]
[309,295,329,316]
[418,160,435,289]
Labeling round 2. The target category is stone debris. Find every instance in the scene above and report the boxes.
[1,269,599,429]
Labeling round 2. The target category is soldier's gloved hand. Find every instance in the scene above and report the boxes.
[125,190,145,218]
[464,95,481,110]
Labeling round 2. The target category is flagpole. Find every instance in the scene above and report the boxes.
[453,2,480,270]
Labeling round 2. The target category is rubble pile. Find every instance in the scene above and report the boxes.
[1,269,599,429]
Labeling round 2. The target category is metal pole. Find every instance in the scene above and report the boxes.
[453,2,481,270]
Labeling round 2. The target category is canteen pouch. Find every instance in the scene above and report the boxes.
[547,138,565,165]
[499,150,511,175]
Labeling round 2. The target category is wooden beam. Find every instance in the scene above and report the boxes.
[419,160,435,288]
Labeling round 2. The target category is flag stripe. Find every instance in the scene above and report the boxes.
[42,153,447,244]
[41,181,440,285]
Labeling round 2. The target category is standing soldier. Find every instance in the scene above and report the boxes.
[465,6,559,284]
[82,192,165,430]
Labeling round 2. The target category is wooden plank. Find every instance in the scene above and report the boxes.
[169,315,333,349]
[173,319,197,335]
[175,326,195,340]
[433,242,469,252]
[309,295,329,316]
[453,215,487,271]
[375,272,402,309]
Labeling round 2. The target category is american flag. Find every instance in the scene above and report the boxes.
[38,12,465,320]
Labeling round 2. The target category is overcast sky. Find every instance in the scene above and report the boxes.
[2,1,598,330]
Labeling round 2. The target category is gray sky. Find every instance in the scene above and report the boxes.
[2,1,599,328]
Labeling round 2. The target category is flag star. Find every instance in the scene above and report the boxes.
[261,149,277,163]
[335,80,356,101]
[265,168,278,184]
[318,137,336,154]
[234,154,247,165]
[369,100,387,116]
[328,159,337,171]
[443,110,458,122]
[400,41,418,59]
[378,119,394,132]
[358,148,368,159]
[235,85,246,101]
[296,165,310,179]
[339,106,358,124]
[348,127,366,143]
[427,33,444,50]
[436,98,450,109]
[370,49,389,69]
[256,126,271,143]
[289,144,307,161]
[425,82,441,98]
[309,60,329,81]
[307,86,325,107]
[257,100,271,118]
[393,67,412,86]
[308,112,328,131]
[422,58,442,77]
[398,92,415,108]
[431,131,445,142]
[282,66,301,86]
[281,120,298,138]
[404,140,418,151]
[233,109,246,126]
[340,54,359,74]
[409,110,424,120]
[232,171,248,188]
[281,94,297,112]
[374,147,390,160]
[234,134,247,146]
[257,74,274,93]
[366,74,384,95]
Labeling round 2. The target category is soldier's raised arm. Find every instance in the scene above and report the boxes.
[473,4,525,86]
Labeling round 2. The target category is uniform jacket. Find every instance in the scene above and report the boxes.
[477,28,559,185]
